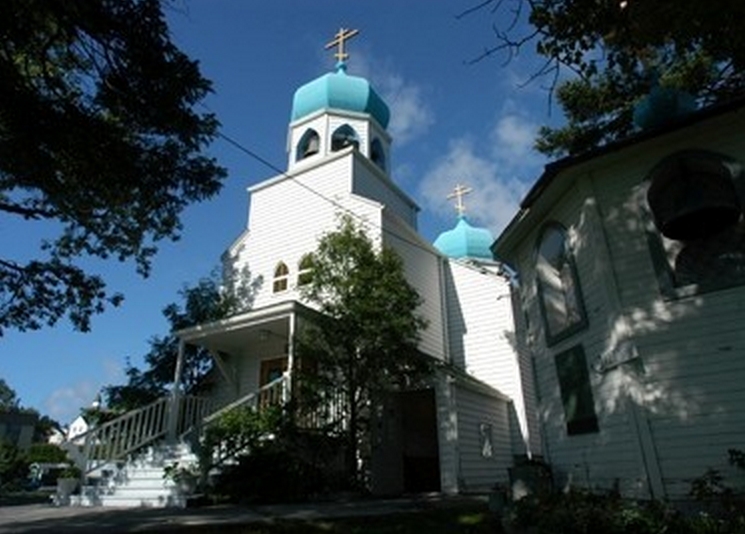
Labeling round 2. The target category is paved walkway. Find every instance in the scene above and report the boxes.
[0,494,486,533]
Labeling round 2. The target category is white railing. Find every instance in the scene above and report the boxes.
[71,394,212,474]
[197,374,288,467]
[66,372,345,477]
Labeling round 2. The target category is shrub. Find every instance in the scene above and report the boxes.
[26,443,66,464]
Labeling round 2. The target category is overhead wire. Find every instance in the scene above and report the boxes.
[214,128,449,261]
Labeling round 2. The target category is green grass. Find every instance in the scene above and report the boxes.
[0,489,53,506]
[147,503,499,534]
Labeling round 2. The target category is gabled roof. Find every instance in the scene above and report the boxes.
[520,96,745,211]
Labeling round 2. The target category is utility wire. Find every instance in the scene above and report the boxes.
[215,129,449,261]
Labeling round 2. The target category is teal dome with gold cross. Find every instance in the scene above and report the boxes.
[433,184,494,260]
[434,216,494,260]
[291,61,390,128]
[290,28,390,128]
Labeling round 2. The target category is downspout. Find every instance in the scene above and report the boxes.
[168,338,186,443]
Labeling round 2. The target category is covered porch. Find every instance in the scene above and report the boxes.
[173,300,312,420]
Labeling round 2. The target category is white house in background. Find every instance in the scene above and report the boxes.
[66,415,89,445]
[47,426,66,446]
[174,31,536,495]
[492,97,745,500]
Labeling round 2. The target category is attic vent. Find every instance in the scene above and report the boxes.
[646,150,743,241]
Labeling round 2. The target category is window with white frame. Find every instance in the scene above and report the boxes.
[273,262,289,293]
[535,223,587,345]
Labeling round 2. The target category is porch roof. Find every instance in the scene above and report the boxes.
[175,300,317,353]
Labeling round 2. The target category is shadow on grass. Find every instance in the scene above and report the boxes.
[0,491,53,506]
[143,504,500,534]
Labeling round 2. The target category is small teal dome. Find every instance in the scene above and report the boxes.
[433,217,494,260]
[291,62,390,128]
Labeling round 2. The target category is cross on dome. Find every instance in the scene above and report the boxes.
[447,183,473,217]
[325,28,359,63]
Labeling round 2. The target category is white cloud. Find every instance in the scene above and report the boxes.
[490,114,543,172]
[352,54,434,146]
[43,358,123,424]
[419,138,530,236]
[45,381,97,424]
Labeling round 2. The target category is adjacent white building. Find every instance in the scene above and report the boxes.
[493,97,745,500]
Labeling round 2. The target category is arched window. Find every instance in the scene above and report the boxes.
[273,262,289,293]
[370,138,386,171]
[331,125,359,152]
[644,150,745,296]
[297,254,314,286]
[535,223,587,345]
[296,129,320,161]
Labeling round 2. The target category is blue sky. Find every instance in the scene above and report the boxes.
[1,1,562,425]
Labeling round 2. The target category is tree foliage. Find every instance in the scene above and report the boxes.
[464,0,745,156]
[0,0,226,335]
[297,216,431,486]
[106,269,258,411]
[0,379,19,411]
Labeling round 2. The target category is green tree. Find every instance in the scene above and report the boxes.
[106,269,258,411]
[463,0,745,156]
[297,216,431,487]
[0,379,19,411]
[0,0,226,336]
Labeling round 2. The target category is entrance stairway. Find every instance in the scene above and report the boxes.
[59,376,288,508]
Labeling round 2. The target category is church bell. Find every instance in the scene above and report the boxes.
[646,150,743,241]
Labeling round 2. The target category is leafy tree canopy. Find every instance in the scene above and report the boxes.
[0,0,226,335]
[0,379,19,411]
[105,268,258,411]
[464,0,745,156]
[297,216,431,485]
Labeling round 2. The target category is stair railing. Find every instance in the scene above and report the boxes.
[191,374,288,468]
[70,394,211,475]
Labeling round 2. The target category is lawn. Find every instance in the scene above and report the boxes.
[146,503,499,534]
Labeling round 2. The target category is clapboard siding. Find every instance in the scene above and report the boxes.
[352,157,418,228]
[497,103,745,500]
[591,110,745,499]
[501,178,649,497]
[455,386,512,492]
[382,211,445,359]
[443,260,535,453]
[232,155,383,311]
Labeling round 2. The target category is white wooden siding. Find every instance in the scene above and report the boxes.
[352,157,418,228]
[501,106,745,500]
[382,211,445,359]
[590,110,745,499]
[506,181,652,498]
[454,385,512,492]
[444,260,535,454]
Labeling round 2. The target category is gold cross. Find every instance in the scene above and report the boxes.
[325,28,360,62]
[447,183,473,217]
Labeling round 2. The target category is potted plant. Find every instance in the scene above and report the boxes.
[55,463,82,505]
[163,462,199,495]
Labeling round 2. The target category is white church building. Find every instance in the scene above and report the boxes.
[66,31,537,506]
[173,32,538,495]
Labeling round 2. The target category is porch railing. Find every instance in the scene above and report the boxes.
[195,374,288,467]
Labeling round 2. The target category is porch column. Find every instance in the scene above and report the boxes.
[285,313,296,402]
[167,338,186,443]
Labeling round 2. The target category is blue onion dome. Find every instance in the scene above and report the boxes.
[433,216,494,260]
[291,62,390,128]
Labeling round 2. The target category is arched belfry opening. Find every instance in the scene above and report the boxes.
[331,124,359,152]
[646,150,743,241]
[296,129,320,161]
[370,138,386,171]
